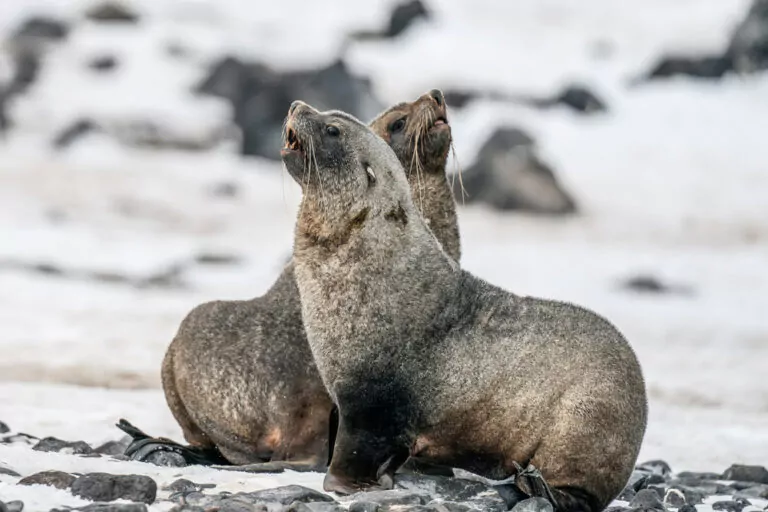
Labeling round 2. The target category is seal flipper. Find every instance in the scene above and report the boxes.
[513,462,558,506]
[512,462,601,512]
[116,418,228,467]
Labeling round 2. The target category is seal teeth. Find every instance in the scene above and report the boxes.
[285,128,302,151]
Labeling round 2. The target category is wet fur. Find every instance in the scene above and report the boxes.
[161,91,460,467]
[286,103,648,512]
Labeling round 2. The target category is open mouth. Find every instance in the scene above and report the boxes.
[282,126,304,155]
[430,115,449,131]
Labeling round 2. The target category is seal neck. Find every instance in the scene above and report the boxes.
[407,167,461,263]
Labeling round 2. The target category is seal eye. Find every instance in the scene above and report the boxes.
[390,118,406,134]
[326,125,340,137]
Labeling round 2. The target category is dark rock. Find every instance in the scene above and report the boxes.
[18,470,76,489]
[605,507,630,512]
[348,503,380,512]
[645,55,732,80]
[629,489,664,510]
[555,84,607,113]
[712,499,750,512]
[627,470,653,492]
[289,503,344,512]
[197,57,381,160]
[350,0,430,41]
[678,505,697,512]
[163,479,215,493]
[636,460,672,478]
[1,502,23,512]
[620,275,693,296]
[734,484,768,499]
[0,433,38,445]
[94,437,131,456]
[33,436,94,455]
[12,17,69,42]
[663,488,687,508]
[89,56,118,72]
[52,119,101,149]
[0,421,8,433]
[727,0,768,73]
[194,253,242,265]
[667,486,707,505]
[242,485,334,506]
[646,474,667,485]
[723,465,768,484]
[70,473,157,504]
[85,2,140,23]
[348,489,428,508]
[395,474,509,511]
[0,464,20,477]
[618,488,637,502]
[454,127,577,215]
[167,506,205,512]
[511,498,554,512]
[75,504,148,512]
[677,472,723,481]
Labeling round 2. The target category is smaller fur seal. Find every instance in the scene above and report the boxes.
[128,90,461,470]
[283,101,648,512]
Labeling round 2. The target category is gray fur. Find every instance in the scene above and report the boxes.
[160,91,461,466]
[286,102,648,512]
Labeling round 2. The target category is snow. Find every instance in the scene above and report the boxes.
[1,0,767,510]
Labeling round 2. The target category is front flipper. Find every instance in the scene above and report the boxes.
[116,418,228,467]
[513,462,559,508]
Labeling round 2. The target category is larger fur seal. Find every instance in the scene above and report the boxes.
[153,90,460,467]
[283,101,648,512]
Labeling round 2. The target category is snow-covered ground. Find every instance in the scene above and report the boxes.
[1,0,767,509]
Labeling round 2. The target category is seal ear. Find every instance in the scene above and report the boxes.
[366,166,376,186]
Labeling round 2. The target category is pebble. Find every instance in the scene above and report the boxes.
[0,421,9,434]
[678,505,698,512]
[712,499,752,512]
[735,485,768,499]
[94,437,131,456]
[0,464,20,477]
[347,489,428,508]
[630,489,665,510]
[32,436,94,455]
[70,473,157,504]
[53,504,148,512]
[163,479,215,494]
[18,470,77,489]
[723,466,768,485]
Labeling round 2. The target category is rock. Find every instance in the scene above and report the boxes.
[677,472,723,481]
[168,506,205,512]
[85,2,140,23]
[605,507,630,512]
[194,253,242,265]
[395,474,509,511]
[33,436,94,455]
[289,503,344,512]
[678,505,697,512]
[618,488,637,502]
[454,127,577,215]
[629,489,664,510]
[0,465,20,477]
[89,56,118,72]
[52,119,101,149]
[70,473,157,504]
[348,504,380,512]
[94,437,131,456]
[74,504,148,512]
[636,460,672,478]
[163,479,215,493]
[727,0,768,73]
[18,470,76,489]
[349,0,430,41]
[511,498,555,512]
[712,500,751,512]
[668,486,707,505]
[242,485,335,506]
[619,275,693,296]
[627,470,653,492]
[0,433,38,445]
[11,17,69,43]
[735,485,768,499]
[197,57,382,160]
[5,502,23,512]
[554,84,607,113]
[663,488,687,508]
[644,55,732,80]
[723,465,768,484]
[348,489,428,508]
[0,421,9,433]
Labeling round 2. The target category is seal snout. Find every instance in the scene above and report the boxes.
[418,89,449,132]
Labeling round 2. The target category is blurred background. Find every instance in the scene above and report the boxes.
[0,0,767,472]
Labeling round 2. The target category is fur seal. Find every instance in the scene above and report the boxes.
[283,101,648,512]
[152,90,460,468]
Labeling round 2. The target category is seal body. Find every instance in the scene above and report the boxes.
[161,90,460,466]
[284,102,647,512]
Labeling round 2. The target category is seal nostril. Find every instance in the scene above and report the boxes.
[429,89,443,106]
